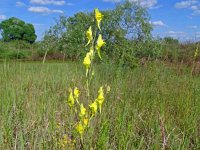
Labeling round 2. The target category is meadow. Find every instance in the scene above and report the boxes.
[0,60,200,149]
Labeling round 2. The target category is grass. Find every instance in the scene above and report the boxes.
[0,60,200,149]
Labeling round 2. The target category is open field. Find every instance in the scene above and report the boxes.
[0,61,200,149]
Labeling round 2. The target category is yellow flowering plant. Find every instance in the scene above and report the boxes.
[81,8,107,130]
[191,46,199,75]
[54,8,109,149]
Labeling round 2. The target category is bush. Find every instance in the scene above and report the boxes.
[0,49,30,59]
[0,40,32,59]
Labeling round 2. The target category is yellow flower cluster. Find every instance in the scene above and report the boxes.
[89,101,98,116]
[66,87,106,136]
[76,103,89,136]
[65,8,110,145]
[83,8,105,72]
[67,88,74,108]
[58,134,75,148]
[96,86,105,113]
[76,122,84,135]
[67,87,80,108]
[79,104,86,118]
[83,53,91,76]
[74,87,80,99]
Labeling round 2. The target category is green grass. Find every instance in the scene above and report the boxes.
[0,61,200,149]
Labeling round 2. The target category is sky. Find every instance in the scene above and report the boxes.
[0,0,200,41]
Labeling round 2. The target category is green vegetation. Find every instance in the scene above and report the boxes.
[0,2,200,149]
[0,61,199,149]
[41,1,153,67]
[0,1,199,67]
[0,17,37,43]
[0,40,34,59]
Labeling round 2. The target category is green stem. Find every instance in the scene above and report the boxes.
[86,78,90,99]
[80,135,84,150]
[85,26,98,103]
[70,108,73,132]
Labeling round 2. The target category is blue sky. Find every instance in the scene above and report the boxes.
[0,0,200,41]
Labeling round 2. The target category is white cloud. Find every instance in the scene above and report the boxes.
[175,1,200,16]
[196,32,200,38]
[16,1,26,7]
[30,0,65,5]
[150,4,163,9]
[66,3,73,6]
[151,21,166,27]
[167,31,186,34]
[166,31,187,38]
[192,9,200,15]
[104,0,158,8]
[103,0,120,2]
[0,15,6,20]
[131,0,157,8]
[165,31,189,41]
[191,5,198,10]
[33,23,44,30]
[175,0,198,9]
[52,9,63,13]
[28,6,64,14]
[33,23,44,26]
[189,25,198,29]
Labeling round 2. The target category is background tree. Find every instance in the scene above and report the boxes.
[0,17,37,43]
[63,12,92,60]
[41,1,155,67]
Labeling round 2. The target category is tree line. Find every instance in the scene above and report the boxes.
[0,1,199,67]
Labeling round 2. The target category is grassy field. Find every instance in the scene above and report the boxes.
[0,61,200,149]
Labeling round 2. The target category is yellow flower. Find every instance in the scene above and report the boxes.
[89,101,98,116]
[96,34,105,49]
[79,104,86,118]
[74,87,80,104]
[96,34,105,59]
[83,53,91,69]
[76,122,84,135]
[96,86,104,113]
[83,118,89,126]
[86,26,93,46]
[67,88,74,108]
[83,52,91,76]
[95,8,103,31]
